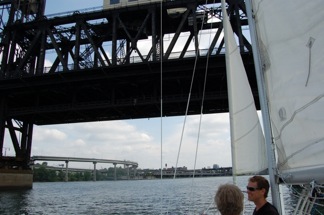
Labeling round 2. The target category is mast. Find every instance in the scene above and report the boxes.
[245,0,283,214]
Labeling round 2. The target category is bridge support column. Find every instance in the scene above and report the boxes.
[126,164,129,180]
[133,167,137,179]
[65,161,69,182]
[93,162,97,181]
[113,163,117,181]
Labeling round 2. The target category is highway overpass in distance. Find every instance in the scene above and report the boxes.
[31,156,138,181]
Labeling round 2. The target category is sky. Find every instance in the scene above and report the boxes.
[3,0,233,170]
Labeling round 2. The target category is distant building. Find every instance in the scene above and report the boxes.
[213,164,220,169]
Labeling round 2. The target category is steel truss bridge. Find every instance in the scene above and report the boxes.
[0,0,258,171]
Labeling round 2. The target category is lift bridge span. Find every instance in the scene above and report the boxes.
[0,0,258,188]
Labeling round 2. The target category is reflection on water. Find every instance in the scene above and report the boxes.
[0,176,316,215]
[0,189,31,214]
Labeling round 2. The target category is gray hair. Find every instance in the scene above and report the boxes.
[215,184,244,215]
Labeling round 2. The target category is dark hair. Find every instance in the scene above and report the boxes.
[215,184,244,215]
[249,175,270,198]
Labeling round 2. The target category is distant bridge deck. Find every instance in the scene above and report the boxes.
[31,156,138,168]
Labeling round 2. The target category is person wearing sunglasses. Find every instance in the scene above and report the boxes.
[247,175,279,215]
[214,183,244,215]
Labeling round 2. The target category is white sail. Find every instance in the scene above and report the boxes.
[221,0,267,175]
[252,0,324,184]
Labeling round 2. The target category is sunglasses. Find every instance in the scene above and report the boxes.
[246,186,262,191]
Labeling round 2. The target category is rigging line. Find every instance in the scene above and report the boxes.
[159,0,163,181]
[190,0,212,180]
[188,0,213,213]
[159,1,165,215]
[170,0,211,208]
[202,198,218,214]
[173,0,211,178]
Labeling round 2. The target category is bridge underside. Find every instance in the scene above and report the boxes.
[2,54,257,125]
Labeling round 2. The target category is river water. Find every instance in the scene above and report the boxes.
[0,176,307,214]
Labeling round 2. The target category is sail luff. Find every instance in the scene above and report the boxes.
[221,0,267,177]
[221,0,237,183]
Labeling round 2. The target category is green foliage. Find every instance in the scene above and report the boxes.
[32,163,131,182]
[33,164,58,182]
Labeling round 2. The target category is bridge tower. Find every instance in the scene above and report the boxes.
[0,0,46,189]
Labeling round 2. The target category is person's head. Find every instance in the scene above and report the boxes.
[247,175,269,202]
[215,184,244,215]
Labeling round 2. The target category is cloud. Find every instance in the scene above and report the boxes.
[159,114,231,169]
[22,113,231,169]
[33,127,67,142]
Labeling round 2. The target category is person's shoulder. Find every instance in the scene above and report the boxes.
[254,202,279,215]
[264,202,280,215]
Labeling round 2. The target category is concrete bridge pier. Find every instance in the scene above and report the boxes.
[134,167,137,179]
[113,163,117,181]
[126,164,130,180]
[65,161,69,182]
[93,162,97,181]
